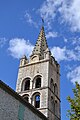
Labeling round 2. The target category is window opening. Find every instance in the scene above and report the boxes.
[54,84,58,95]
[55,101,58,116]
[35,95,40,108]
[35,78,41,88]
[51,96,55,112]
[50,78,54,92]
[24,79,30,90]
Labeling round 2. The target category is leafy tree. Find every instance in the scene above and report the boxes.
[67,82,80,120]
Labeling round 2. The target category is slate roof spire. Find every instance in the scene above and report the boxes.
[31,26,48,58]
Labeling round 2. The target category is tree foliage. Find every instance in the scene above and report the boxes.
[67,82,80,120]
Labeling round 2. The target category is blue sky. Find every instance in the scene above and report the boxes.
[0,0,80,120]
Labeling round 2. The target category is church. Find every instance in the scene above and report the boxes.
[0,25,61,120]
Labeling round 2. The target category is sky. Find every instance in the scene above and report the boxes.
[0,0,80,120]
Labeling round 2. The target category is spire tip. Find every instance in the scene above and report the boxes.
[42,18,44,26]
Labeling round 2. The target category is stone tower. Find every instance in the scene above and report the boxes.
[16,26,61,120]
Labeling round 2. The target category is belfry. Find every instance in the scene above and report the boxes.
[16,26,61,120]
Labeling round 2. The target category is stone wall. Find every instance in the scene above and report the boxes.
[0,80,48,120]
[16,60,49,93]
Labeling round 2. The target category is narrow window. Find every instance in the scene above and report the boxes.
[51,96,54,112]
[35,78,41,88]
[21,78,31,91]
[55,100,58,116]
[50,78,54,92]
[35,95,40,108]
[54,83,58,95]
[24,79,30,90]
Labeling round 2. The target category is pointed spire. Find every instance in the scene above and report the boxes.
[31,26,48,58]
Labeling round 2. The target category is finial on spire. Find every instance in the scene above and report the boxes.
[42,18,44,26]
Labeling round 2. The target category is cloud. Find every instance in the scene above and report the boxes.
[8,38,68,61]
[51,46,80,62]
[39,0,80,32]
[59,0,80,32]
[8,38,34,59]
[51,47,67,62]
[24,11,38,28]
[67,66,80,84]
[39,0,62,29]
[46,31,58,39]
[7,38,80,62]
[0,38,7,48]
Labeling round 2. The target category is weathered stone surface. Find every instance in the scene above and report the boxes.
[16,26,61,120]
[0,85,47,120]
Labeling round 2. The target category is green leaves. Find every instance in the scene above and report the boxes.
[67,82,80,120]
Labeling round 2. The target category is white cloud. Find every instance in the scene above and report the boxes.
[60,0,80,32]
[8,38,34,59]
[39,0,62,29]
[39,0,80,32]
[66,49,78,61]
[46,31,58,39]
[7,38,80,62]
[8,38,78,62]
[0,38,7,48]
[24,11,38,28]
[51,46,80,62]
[67,66,80,84]
[51,47,67,62]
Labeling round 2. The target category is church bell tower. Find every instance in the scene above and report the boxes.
[16,26,61,120]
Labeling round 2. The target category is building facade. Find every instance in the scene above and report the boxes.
[16,26,61,120]
[0,80,48,120]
